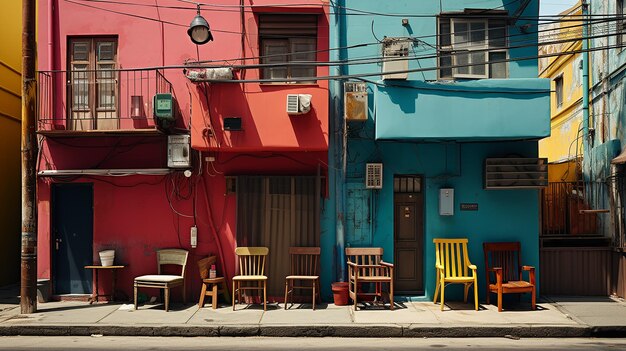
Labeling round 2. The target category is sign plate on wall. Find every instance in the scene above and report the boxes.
[460,203,478,211]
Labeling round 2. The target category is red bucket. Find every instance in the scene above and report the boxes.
[331,282,349,306]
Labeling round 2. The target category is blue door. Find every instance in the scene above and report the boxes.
[52,183,93,294]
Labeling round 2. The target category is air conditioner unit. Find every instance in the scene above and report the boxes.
[167,135,191,168]
[286,94,312,115]
[484,158,548,189]
[365,163,383,189]
[382,37,411,80]
[344,82,368,121]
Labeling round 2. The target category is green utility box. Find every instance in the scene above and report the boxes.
[154,93,174,127]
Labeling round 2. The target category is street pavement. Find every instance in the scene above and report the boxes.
[0,283,625,338]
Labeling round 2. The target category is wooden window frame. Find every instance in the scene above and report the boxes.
[258,14,318,83]
[67,37,119,122]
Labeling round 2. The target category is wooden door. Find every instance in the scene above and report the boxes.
[393,176,424,295]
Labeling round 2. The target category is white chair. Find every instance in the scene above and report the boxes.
[134,249,188,311]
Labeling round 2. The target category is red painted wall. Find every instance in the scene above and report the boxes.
[37,0,329,300]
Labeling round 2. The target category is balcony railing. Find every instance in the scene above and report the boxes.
[37,68,172,133]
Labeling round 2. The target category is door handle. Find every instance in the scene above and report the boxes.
[55,238,62,250]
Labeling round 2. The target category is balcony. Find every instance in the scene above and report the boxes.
[37,68,173,136]
[373,78,551,141]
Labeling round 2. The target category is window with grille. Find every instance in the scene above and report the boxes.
[259,14,318,83]
[68,37,118,127]
[438,15,508,79]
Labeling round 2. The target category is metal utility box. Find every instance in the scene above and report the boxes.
[439,188,454,216]
[167,135,191,168]
[154,93,174,123]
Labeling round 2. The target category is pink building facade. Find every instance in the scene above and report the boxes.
[37,0,329,302]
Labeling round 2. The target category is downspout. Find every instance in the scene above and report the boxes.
[331,0,346,281]
[48,0,55,71]
[582,0,590,181]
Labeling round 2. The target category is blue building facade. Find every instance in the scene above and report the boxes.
[320,0,550,302]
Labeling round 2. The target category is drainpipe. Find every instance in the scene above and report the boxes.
[331,0,346,282]
[48,0,55,71]
[582,0,590,181]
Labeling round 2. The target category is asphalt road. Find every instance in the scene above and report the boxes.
[0,337,625,350]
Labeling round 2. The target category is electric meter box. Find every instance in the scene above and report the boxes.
[439,188,454,216]
[154,93,174,121]
[167,135,191,168]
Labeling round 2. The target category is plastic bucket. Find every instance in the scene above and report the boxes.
[99,250,115,266]
[331,282,349,306]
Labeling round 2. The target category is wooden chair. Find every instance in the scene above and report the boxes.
[134,249,188,312]
[483,242,535,312]
[345,247,394,311]
[232,247,269,311]
[284,247,321,310]
[433,238,478,311]
[197,256,231,309]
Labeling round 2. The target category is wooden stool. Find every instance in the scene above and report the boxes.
[199,277,230,309]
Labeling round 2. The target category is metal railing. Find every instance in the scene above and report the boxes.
[37,68,172,132]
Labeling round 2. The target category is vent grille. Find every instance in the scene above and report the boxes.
[345,82,368,121]
[484,158,548,189]
[365,163,383,189]
[286,94,300,114]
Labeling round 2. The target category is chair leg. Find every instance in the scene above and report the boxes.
[474,281,479,311]
[165,287,170,312]
[312,280,316,311]
[389,281,394,311]
[486,289,491,305]
[531,287,536,311]
[464,284,470,303]
[497,286,502,312]
[440,280,445,311]
[263,280,267,311]
[284,279,289,310]
[433,278,440,304]
[199,282,207,308]
[353,280,358,311]
[211,283,218,309]
[232,281,236,311]
[134,283,138,310]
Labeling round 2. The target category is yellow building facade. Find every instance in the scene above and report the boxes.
[538,2,584,182]
[0,0,22,285]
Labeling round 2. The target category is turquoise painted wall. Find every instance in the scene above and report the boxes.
[322,1,546,303]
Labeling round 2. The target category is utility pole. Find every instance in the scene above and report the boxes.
[20,0,38,314]
[581,0,590,181]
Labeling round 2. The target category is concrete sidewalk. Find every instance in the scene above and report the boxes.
[0,289,625,338]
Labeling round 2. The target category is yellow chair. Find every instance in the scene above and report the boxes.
[232,247,269,311]
[433,238,478,311]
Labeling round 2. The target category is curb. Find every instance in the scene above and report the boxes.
[0,324,625,338]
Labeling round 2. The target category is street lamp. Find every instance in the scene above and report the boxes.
[188,4,213,45]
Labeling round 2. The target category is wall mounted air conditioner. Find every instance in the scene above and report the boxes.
[286,94,312,115]
[167,135,191,168]
[382,37,411,80]
[365,163,383,189]
[484,158,548,189]
[344,82,368,121]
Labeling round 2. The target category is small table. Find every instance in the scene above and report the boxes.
[84,265,125,303]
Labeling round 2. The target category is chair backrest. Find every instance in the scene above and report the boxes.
[235,246,269,276]
[433,238,472,278]
[345,247,383,265]
[289,247,321,276]
[156,249,188,276]
[483,242,522,284]
[197,256,217,280]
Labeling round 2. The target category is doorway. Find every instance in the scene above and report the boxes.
[393,176,424,295]
[51,183,94,295]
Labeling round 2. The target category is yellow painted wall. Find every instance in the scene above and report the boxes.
[0,0,22,285]
[538,1,586,170]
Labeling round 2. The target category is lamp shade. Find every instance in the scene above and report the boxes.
[188,14,213,45]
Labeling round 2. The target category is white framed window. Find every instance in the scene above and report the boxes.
[554,75,564,108]
[438,16,508,79]
[259,14,318,83]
